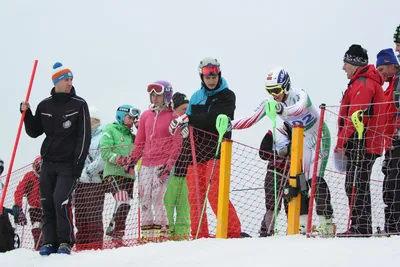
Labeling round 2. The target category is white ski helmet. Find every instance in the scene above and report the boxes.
[264,67,291,95]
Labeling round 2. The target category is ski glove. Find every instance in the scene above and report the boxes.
[382,158,389,176]
[156,161,174,180]
[0,159,3,175]
[115,155,136,174]
[72,162,84,179]
[181,126,189,139]
[169,114,189,136]
[12,205,27,226]
[276,103,284,115]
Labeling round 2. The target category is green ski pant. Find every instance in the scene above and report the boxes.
[164,175,191,240]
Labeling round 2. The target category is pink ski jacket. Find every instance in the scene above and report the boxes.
[131,108,182,166]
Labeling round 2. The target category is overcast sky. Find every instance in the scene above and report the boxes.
[0,0,398,172]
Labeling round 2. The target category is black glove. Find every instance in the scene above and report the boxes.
[276,103,284,115]
[72,162,84,179]
[382,158,389,176]
[12,205,27,225]
[0,159,4,175]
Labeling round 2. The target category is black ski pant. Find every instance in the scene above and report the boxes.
[345,149,377,235]
[40,161,77,246]
[75,182,106,249]
[383,139,400,233]
[106,176,134,233]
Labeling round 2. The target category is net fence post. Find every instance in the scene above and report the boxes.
[287,125,304,235]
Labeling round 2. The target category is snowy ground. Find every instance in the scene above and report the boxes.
[1,236,400,267]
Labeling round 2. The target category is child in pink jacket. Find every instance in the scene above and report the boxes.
[130,80,182,241]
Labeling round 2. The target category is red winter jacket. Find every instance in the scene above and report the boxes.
[13,171,41,208]
[336,64,386,156]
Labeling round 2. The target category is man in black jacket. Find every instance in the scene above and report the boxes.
[184,57,241,239]
[20,62,91,255]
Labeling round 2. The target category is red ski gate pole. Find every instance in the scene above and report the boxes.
[0,60,38,215]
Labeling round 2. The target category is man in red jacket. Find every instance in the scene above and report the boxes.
[376,48,400,234]
[13,156,44,250]
[335,44,386,236]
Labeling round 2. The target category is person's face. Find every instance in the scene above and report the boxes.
[123,114,134,127]
[203,75,219,90]
[395,43,400,53]
[151,92,164,106]
[175,103,188,116]
[342,62,358,79]
[377,64,397,82]
[273,93,285,102]
[55,77,73,93]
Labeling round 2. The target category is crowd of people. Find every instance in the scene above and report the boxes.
[0,24,399,256]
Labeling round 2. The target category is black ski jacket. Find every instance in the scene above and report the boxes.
[23,87,91,178]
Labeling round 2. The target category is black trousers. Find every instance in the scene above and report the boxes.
[40,161,77,246]
[383,139,400,233]
[74,182,106,248]
[345,149,377,235]
[106,176,134,233]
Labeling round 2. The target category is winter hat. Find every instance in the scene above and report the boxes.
[89,106,101,121]
[394,24,400,43]
[52,62,73,85]
[172,92,189,109]
[343,44,368,66]
[376,48,399,67]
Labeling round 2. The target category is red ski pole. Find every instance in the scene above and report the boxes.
[0,60,38,215]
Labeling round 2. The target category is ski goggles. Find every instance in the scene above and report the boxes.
[265,85,284,96]
[129,107,140,119]
[147,83,172,95]
[117,107,141,119]
[200,65,220,76]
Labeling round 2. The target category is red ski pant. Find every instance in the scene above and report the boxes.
[187,160,241,238]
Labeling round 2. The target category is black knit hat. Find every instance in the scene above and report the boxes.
[394,24,400,43]
[343,44,368,66]
[172,92,189,109]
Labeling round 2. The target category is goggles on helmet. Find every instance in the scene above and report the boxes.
[129,107,140,119]
[265,85,284,96]
[117,106,140,119]
[201,65,220,76]
[147,83,173,96]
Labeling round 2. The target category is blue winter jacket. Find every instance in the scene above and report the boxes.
[79,125,105,183]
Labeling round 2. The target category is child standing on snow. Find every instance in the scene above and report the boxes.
[126,81,182,242]
[164,92,191,240]
[100,105,140,247]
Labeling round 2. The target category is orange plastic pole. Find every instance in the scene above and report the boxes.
[0,60,38,214]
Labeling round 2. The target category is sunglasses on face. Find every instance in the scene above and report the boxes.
[265,85,284,96]
[201,65,220,76]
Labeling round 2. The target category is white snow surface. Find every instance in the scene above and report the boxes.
[1,236,400,267]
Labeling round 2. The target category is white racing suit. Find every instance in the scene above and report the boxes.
[233,88,334,233]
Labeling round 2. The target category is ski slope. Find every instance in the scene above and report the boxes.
[1,236,399,267]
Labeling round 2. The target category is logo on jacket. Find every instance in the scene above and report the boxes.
[120,137,125,142]
[63,120,72,129]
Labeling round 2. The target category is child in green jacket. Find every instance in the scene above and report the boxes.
[100,104,140,247]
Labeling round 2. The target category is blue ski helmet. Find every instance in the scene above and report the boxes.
[116,104,140,124]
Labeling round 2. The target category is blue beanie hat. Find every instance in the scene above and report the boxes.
[376,48,399,67]
[52,62,73,85]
